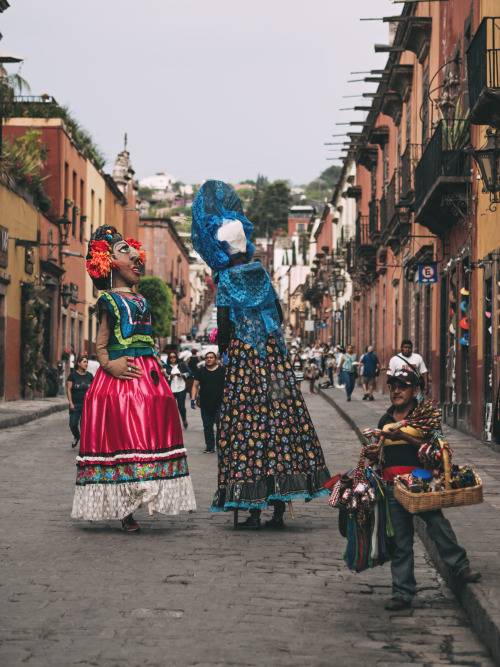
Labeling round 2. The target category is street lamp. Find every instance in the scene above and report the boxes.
[61,283,72,308]
[335,274,346,297]
[468,127,500,211]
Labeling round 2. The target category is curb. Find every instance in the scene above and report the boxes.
[317,386,499,664]
[0,402,67,430]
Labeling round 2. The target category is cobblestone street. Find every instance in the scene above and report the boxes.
[0,390,493,666]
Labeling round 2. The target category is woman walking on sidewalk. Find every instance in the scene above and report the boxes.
[71,225,196,532]
[66,354,94,449]
[191,181,330,529]
[338,344,357,401]
[164,351,192,428]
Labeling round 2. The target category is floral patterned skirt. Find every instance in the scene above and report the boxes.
[210,336,330,511]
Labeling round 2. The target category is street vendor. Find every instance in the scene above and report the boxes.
[366,368,480,611]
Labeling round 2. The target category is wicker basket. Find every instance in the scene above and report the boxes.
[393,446,483,514]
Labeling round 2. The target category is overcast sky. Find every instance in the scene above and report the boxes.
[2,0,395,185]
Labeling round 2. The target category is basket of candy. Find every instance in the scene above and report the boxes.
[394,442,483,514]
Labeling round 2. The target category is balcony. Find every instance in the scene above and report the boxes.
[400,143,421,203]
[355,215,376,272]
[414,120,471,236]
[467,17,500,127]
[368,200,380,239]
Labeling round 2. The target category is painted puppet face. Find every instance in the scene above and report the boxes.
[111,239,142,288]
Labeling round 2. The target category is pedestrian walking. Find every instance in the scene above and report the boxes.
[360,345,380,401]
[190,351,225,453]
[387,339,428,396]
[338,344,357,401]
[191,180,330,529]
[305,358,319,394]
[71,225,196,531]
[334,346,345,387]
[326,351,335,387]
[66,353,94,449]
[186,348,200,395]
[164,351,192,428]
[365,368,480,611]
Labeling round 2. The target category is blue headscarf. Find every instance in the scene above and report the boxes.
[191,180,255,271]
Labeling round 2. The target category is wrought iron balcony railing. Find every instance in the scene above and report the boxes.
[414,119,471,234]
[467,17,500,126]
[355,215,370,248]
[368,200,380,237]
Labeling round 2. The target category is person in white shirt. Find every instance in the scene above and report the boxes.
[387,340,428,395]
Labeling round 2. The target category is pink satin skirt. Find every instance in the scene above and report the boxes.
[72,356,196,520]
[80,355,182,458]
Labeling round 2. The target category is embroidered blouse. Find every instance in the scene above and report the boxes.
[98,291,154,360]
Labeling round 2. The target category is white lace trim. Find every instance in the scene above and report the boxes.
[76,448,187,464]
[71,476,197,521]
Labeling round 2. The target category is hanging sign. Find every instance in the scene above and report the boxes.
[418,264,438,284]
[334,311,343,321]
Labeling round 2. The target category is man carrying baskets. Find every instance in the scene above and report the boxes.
[366,368,481,611]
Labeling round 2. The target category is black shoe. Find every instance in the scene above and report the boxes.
[362,394,368,400]
[264,517,285,529]
[238,517,261,530]
[71,437,79,449]
[369,395,375,401]
[457,567,481,583]
[385,597,411,611]
[347,397,351,402]
[203,449,215,454]
[121,514,141,532]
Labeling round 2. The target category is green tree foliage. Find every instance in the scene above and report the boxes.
[1,130,51,211]
[138,277,173,338]
[138,186,155,200]
[246,179,291,237]
[20,282,50,396]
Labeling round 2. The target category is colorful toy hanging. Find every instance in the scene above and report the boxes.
[328,440,394,573]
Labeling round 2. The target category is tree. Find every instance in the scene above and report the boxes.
[246,179,291,237]
[138,277,173,338]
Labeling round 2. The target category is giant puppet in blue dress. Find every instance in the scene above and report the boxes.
[191,181,330,528]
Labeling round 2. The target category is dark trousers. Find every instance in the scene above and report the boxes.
[250,500,286,520]
[342,370,356,398]
[173,390,187,422]
[387,485,469,600]
[69,403,83,440]
[201,405,221,451]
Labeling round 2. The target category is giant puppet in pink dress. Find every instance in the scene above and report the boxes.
[71,225,196,531]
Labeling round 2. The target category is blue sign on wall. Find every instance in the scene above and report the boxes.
[418,263,438,284]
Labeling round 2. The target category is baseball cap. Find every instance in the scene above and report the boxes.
[191,348,198,354]
[387,368,420,387]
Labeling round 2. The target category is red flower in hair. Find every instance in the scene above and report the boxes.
[86,240,113,279]
[125,238,147,264]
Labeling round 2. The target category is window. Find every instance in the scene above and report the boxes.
[297,223,306,232]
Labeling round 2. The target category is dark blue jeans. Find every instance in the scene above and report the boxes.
[69,403,83,440]
[201,405,221,451]
[342,370,356,398]
[387,485,469,600]
[174,390,187,422]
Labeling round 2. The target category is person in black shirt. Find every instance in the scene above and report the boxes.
[66,354,94,448]
[190,351,225,453]
[366,368,480,611]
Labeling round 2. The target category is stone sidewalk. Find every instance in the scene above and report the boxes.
[318,382,500,663]
[0,396,67,430]
[0,390,495,665]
